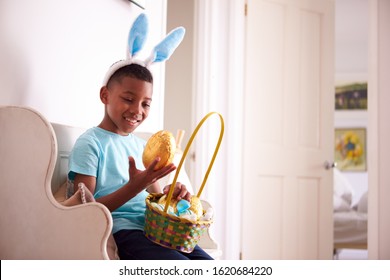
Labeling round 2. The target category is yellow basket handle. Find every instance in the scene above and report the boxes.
[164,112,225,213]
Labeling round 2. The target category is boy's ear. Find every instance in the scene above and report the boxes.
[100,86,109,104]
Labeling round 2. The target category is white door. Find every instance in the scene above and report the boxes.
[241,0,335,259]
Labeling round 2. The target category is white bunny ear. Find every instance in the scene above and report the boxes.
[145,27,185,66]
[127,13,148,59]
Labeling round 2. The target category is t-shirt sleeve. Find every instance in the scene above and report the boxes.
[68,135,100,181]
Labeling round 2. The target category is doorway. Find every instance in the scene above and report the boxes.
[333,0,369,260]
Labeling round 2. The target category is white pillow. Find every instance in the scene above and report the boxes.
[333,195,352,212]
[333,168,354,206]
[357,191,368,213]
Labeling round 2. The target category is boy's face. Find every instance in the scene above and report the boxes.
[99,76,153,135]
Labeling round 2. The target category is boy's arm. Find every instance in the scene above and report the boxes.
[73,174,96,195]
[73,157,176,212]
[73,173,150,212]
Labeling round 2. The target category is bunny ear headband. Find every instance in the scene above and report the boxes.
[102,13,185,86]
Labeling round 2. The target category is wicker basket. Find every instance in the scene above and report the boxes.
[144,112,224,253]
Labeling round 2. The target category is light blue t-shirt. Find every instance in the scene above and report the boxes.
[68,127,149,233]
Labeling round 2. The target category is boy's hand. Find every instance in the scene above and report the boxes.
[128,156,176,191]
[163,182,191,201]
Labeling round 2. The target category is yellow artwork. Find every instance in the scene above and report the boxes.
[334,128,366,171]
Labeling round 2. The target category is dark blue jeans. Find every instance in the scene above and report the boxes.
[114,229,213,260]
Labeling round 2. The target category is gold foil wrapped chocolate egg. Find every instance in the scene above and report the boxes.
[189,196,204,219]
[143,130,176,170]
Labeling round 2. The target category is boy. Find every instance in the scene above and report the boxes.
[68,63,212,260]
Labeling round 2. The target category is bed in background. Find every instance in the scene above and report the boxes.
[333,168,368,253]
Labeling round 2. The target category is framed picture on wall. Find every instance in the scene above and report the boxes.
[334,128,367,171]
[335,82,367,110]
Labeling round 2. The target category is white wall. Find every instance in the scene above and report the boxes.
[335,0,369,75]
[165,0,194,147]
[0,0,167,132]
[165,0,195,179]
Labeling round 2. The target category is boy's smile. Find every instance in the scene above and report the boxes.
[124,116,141,125]
[99,76,153,135]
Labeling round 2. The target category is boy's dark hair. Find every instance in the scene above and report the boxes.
[106,63,153,88]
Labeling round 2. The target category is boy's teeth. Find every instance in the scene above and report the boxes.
[126,117,137,123]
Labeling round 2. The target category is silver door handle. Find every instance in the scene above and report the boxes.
[324,161,337,170]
